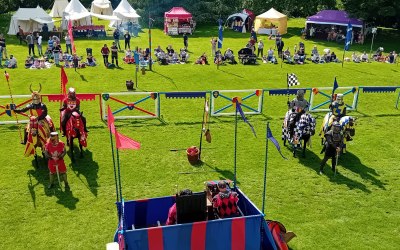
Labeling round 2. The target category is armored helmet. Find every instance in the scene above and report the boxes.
[336,94,344,105]
[30,83,42,105]
[50,131,59,144]
[297,89,305,100]
[68,87,76,100]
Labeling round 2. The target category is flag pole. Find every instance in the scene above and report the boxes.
[262,122,270,215]
[286,73,290,107]
[116,147,122,202]
[341,50,346,68]
[115,128,122,202]
[4,71,23,143]
[199,97,207,160]
[109,126,119,203]
[233,100,238,188]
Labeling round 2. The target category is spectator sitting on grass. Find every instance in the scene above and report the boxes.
[352,52,361,63]
[195,53,208,65]
[179,49,188,63]
[86,53,96,66]
[361,51,369,62]
[25,56,34,68]
[7,55,17,68]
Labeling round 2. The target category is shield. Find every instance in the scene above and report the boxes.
[213,91,219,98]
[205,129,212,143]
[102,94,110,101]
[5,104,16,116]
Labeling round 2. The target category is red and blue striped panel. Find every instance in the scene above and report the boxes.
[124,216,262,250]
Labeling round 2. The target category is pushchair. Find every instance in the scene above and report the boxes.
[238,48,257,64]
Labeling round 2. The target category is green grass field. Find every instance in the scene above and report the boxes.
[0,16,399,249]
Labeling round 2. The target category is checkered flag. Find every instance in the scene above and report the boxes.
[287,73,300,87]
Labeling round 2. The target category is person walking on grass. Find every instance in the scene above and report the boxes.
[111,42,119,67]
[258,39,264,57]
[124,31,131,50]
[65,34,72,54]
[113,29,121,50]
[101,44,110,66]
[45,132,70,190]
[26,32,35,56]
[37,35,43,56]
[183,33,188,50]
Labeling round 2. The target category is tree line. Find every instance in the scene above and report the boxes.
[0,0,398,28]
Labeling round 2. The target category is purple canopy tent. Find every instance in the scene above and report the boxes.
[306,10,363,28]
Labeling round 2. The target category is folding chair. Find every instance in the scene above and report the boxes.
[176,191,207,224]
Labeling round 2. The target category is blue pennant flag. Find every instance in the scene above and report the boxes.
[267,125,287,160]
[218,18,223,49]
[333,77,339,94]
[236,101,256,137]
[344,23,352,51]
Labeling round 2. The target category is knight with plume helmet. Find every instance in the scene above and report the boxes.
[13,83,55,144]
[60,87,88,136]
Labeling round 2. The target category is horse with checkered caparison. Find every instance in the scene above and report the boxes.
[282,110,316,157]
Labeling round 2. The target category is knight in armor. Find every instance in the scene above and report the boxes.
[212,181,240,218]
[44,132,69,189]
[60,87,88,136]
[328,93,346,125]
[319,121,343,174]
[286,89,309,136]
[288,89,309,118]
[13,85,54,144]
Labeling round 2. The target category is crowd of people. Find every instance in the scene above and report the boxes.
[2,24,398,71]
[305,25,365,45]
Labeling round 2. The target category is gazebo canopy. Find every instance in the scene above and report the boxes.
[306,10,363,27]
[164,7,192,19]
[254,8,287,35]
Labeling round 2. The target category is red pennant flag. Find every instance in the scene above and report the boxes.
[107,105,115,134]
[61,66,68,95]
[67,20,76,54]
[4,71,10,81]
[115,131,140,150]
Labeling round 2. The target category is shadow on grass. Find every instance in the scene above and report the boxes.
[218,68,244,78]
[69,150,99,197]
[27,158,80,210]
[177,160,240,185]
[294,143,384,193]
[75,70,88,82]
[151,70,177,88]
[338,151,386,190]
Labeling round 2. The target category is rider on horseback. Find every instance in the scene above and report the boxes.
[288,89,309,121]
[14,84,54,144]
[329,94,346,124]
[60,87,88,137]
[328,94,352,141]
[320,121,343,175]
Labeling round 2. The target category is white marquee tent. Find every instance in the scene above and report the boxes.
[91,0,113,16]
[62,0,92,29]
[50,0,69,18]
[109,0,140,27]
[8,6,54,35]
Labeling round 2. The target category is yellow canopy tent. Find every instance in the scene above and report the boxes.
[254,8,287,35]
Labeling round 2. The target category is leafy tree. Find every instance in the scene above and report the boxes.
[342,0,400,27]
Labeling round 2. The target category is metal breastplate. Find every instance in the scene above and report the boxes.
[332,132,342,144]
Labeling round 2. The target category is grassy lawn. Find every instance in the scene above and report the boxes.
[0,16,399,249]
